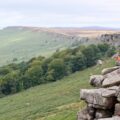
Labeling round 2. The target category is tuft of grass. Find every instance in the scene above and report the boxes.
[0,59,115,120]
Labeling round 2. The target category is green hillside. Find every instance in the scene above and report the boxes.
[0,27,102,66]
[0,59,115,120]
[0,27,74,66]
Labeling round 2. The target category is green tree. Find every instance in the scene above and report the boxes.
[82,45,99,67]
[69,53,86,72]
[47,59,66,81]
[25,65,44,86]
[97,43,110,55]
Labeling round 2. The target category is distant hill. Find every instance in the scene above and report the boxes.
[0,26,75,65]
[0,26,118,66]
[79,26,120,31]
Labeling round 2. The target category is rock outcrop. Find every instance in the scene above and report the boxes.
[77,66,120,120]
[98,33,120,47]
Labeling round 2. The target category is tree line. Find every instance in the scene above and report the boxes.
[0,44,116,97]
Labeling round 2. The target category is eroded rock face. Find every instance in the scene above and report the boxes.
[99,33,120,47]
[78,66,120,120]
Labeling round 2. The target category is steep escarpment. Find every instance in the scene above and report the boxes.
[98,33,120,47]
[78,66,120,120]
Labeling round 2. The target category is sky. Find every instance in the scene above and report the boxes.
[0,0,120,28]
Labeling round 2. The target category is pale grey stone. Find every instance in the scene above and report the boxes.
[102,69,120,87]
[98,116,120,120]
[101,67,119,75]
[114,103,120,116]
[80,88,116,109]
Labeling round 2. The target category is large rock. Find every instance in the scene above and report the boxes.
[103,86,119,97]
[98,116,120,120]
[89,75,104,87]
[102,69,120,87]
[101,66,119,75]
[80,88,116,109]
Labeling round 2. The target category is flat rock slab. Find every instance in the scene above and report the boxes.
[102,69,120,87]
[80,88,116,109]
[98,116,120,120]
[102,66,120,75]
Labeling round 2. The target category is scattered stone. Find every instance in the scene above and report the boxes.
[97,60,103,65]
[25,102,30,106]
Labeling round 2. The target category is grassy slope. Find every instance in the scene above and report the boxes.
[0,59,115,120]
[0,27,104,66]
[0,27,73,66]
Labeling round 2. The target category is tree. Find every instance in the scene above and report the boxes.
[97,43,110,55]
[69,53,86,72]
[47,59,66,81]
[25,65,44,86]
[1,70,20,95]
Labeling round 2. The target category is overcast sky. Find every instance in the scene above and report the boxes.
[0,0,120,28]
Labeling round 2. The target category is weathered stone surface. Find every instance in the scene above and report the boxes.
[98,116,120,120]
[95,109,113,119]
[80,88,116,109]
[102,86,119,97]
[114,103,120,116]
[77,107,93,120]
[101,66,119,75]
[102,69,120,87]
[107,86,119,91]
[116,88,120,102]
[89,75,104,87]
